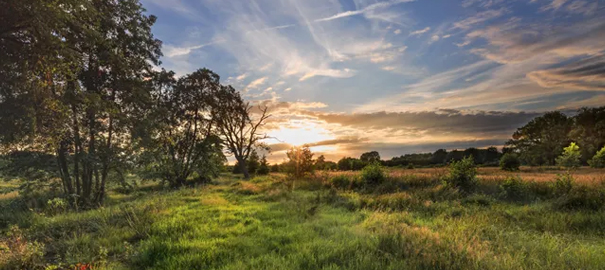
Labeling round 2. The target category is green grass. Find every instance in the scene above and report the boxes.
[2,173,605,269]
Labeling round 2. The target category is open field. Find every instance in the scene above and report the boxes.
[2,167,605,269]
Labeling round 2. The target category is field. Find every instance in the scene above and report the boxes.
[2,167,605,269]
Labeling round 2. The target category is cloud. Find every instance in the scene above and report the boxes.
[245,77,268,91]
[540,0,570,11]
[394,29,402,35]
[466,19,605,64]
[163,41,220,58]
[409,27,431,36]
[452,8,507,30]
[311,109,541,136]
[236,73,248,81]
[527,54,605,91]
[565,0,598,16]
[314,0,415,23]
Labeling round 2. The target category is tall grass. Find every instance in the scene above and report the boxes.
[2,168,605,269]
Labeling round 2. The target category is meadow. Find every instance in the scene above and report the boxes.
[2,166,605,269]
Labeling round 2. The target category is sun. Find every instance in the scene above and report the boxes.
[267,121,335,147]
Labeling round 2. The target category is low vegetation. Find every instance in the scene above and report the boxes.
[3,166,605,269]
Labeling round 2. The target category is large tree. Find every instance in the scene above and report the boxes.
[569,107,605,164]
[212,86,270,179]
[0,0,162,205]
[139,69,225,187]
[506,111,572,166]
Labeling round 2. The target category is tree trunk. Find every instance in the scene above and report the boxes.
[71,104,82,196]
[237,156,250,179]
[57,140,74,195]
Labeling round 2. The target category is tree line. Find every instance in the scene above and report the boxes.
[0,0,269,206]
[264,107,605,174]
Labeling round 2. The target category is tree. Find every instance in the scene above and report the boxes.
[140,69,225,187]
[270,164,280,173]
[569,107,605,164]
[0,0,162,205]
[484,147,500,165]
[257,155,270,175]
[360,151,381,163]
[500,153,521,171]
[506,111,572,166]
[212,86,270,179]
[247,150,260,175]
[285,145,314,178]
[431,149,448,165]
[446,156,477,193]
[556,142,581,169]
[589,146,605,168]
[337,157,364,171]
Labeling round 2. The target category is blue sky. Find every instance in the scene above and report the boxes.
[141,0,605,161]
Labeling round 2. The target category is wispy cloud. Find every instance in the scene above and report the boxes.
[315,0,415,23]
[452,8,507,30]
[409,27,431,36]
[245,77,268,91]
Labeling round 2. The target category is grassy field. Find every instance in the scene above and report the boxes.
[2,167,605,269]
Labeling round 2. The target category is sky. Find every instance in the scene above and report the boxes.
[140,0,605,162]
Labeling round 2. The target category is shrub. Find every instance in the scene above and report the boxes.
[257,156,270,175]
[0,226,45,269]
[499,176,532,202]
[361,163,386,187]
[406,163,415,170]
[589,146,605,168]
[556,142,581,168]
[552,172,574,196]
[499,153,520,171]
[445,156,477,193]
[554,185,605,211]
[330,175,351,190]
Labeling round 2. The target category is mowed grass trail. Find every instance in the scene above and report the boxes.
[2,172,605,269]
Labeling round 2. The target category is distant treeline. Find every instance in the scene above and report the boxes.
[264,106,605,171]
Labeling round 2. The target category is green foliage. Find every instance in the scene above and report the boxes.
[588,146,605,168]
[551,173,574,196]
[285,145,314,179]
[446,156,477,193]
[500,153,521,171]
[554,186,605,211]
[0,226,45,269]
[506,111,572,166]
[337,157,365,171]
[360,151,381,163]
[257,156,270,175]
[247,150,261,175]
[361,163,386,187]
[556,142,581,168]
[270,164,280,173]
[330,175,351,190]
[499,176,531,202]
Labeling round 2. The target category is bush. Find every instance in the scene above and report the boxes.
[499,153,520,171]
[330,175,351,190]
[361,163,386,187]
[554,186,605,211]
[552,173,574,196]
[556,142,581,168]
[406,163,415,170]
[589,146,605,168]
[445,156,477,193]
[0,226,45,269]
[499,176,532,202]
